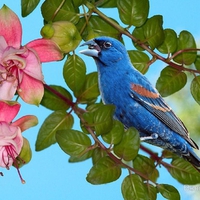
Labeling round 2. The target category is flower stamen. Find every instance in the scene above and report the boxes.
[3,145,25,183]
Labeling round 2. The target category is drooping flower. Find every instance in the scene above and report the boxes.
[0,100,38,182]
[0,5,63,105]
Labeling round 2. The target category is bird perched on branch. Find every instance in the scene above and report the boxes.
[80,36,200,170]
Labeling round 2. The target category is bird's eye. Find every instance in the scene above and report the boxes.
[103,41,112,48]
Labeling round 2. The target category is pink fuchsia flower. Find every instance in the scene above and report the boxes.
[0,100,38,182]
[0,5,63,105]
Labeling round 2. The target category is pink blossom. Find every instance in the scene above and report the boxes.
[0,5,63,105]
[0,121,23,168]
[0,101,38,182]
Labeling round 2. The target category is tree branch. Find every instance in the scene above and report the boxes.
[84,1,200,74]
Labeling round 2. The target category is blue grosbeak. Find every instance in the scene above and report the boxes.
[80,36,200,170]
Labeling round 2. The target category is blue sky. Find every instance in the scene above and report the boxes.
[1,1,200,200]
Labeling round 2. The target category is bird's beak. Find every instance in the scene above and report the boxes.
[79,39,101,58]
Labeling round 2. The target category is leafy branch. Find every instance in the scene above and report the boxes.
[84,1,200,75]
[28,0,200,199]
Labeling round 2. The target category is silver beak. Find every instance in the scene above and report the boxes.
[79,39,100,57]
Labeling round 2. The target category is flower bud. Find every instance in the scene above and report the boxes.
[40,24,55,39]
[41,21,82,53]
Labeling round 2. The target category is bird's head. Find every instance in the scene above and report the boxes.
[80,37,129,67]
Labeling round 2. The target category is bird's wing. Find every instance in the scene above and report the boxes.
[130,82,199,149]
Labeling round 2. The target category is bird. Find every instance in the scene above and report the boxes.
[80,36,200,170]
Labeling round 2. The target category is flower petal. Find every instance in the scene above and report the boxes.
[0,122,23,168]
[23,48,44,81]
[0,5,22,48]
[12,115,38,132]
[26,38,64,62]
[0,79,18,100]
[0,101,20,122]
[18,73,44,105]
[0,36,8,57]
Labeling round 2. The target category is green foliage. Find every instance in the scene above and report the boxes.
[128,50,150,74]
[21,0,40,17]
[157,29,177,54]
[41,85,73,111]
[35,111,74,151]
[113,128,140,161]
[77,72,100,103]
[117,0,149,27]
[157,184,180,200]
[156,66,187,97]
[87,156,121,184]
[83,104,115,135]
[173,31,197,65]
[102,120,124,145]
[121,174,149,200]
[132,15,164,50]
[95,0,117,8]
[63,54,86,96]
[76,16,121,41]
[56,129,91,157]
[41,0,79,23]
[20,0,200,199]
[194,55,200,70]
[191,75,200,105]
[169,158,200,184]
[133,155,159,182]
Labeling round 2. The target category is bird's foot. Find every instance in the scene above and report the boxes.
[140,133,158,141]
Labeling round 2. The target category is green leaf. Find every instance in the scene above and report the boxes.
[93,104,115,135]
[63,54,86,96]
[78,72,100,103]
[35,111,74,151]
[21,0,40,17]
[97,0,117,8]
[132,15,164,50]
[113,128,140,161]
[121,174,148,200]
[157,184,180,200]
[56,129,91,157]
[168,157,200,184]
[92,147,107,165]
[194,55,200,70]
[41,85,73,111]
[41,0,79,24]
[145,184,157,200]
[73,0,84,7]
[156,66,187,97]
[83,104,115,135]
[157,29,177,54]
[117,0,149,26]
[143,15,164,49]
[132,26,146,51]
[133,155,159,182]
[162,149,179,159]
[69,149,93,163]
[76,16,121,41]
[191,75,200,105]
[86,156,121,184]
[128,50,150,74]
[102,120,124,145]
[173,30,197,65]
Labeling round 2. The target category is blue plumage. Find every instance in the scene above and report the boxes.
[80,36,200,169]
